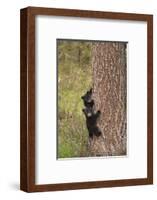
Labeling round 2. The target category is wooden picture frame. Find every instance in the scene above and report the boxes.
[20,6,153,192]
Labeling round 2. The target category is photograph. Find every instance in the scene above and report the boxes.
[57,39,127,159]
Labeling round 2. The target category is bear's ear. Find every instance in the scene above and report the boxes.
[82,108,85,113]
[81,96,84,99]
[89,88,92,93]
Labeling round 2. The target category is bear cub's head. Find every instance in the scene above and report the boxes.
[81,88,94,108]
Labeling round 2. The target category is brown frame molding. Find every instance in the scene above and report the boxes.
[20,6,153,192]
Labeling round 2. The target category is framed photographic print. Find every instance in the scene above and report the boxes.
[20,7,153,192]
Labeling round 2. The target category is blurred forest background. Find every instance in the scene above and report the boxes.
[57,39,92,158]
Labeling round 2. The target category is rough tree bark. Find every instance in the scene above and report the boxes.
[89,42,127,156]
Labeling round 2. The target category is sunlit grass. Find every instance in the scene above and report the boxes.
[58,63,92,158]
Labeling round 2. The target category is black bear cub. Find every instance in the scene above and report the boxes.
[81,88,101,138]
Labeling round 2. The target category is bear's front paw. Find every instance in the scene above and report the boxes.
[95,131,101,137]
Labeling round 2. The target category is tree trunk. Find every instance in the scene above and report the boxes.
[89,42,127,157]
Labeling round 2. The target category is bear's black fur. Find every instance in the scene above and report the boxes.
[81,88,94,108]
[81,88,101,138]
[82,108,101,138]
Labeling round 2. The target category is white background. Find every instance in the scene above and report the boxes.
[0,0,156,199]
[36,16,147,184]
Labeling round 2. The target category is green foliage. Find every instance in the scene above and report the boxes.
[58,40,92,158]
